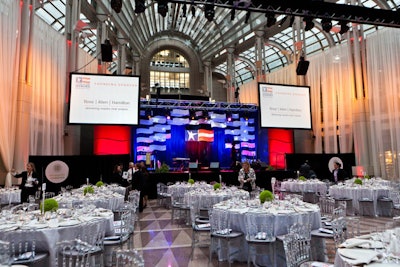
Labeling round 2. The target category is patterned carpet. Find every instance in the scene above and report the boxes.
[130,199,394,267]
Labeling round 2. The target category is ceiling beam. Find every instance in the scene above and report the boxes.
[166,0,400,28]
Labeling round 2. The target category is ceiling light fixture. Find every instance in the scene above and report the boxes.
[134,0,146,14]
[304,17,314,31]
[321,18,333,32]
[204,1,215,22]
[339,21,350,34]
[157,0,168,17]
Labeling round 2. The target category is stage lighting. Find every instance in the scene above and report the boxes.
[135,0,146,14]
[245,11,251,24]
[111,0,122,13]
[321,18,332,32]
[266,13,276,27]
[339,21,350,35]
[204,2,215,22]
[304,17,314,31]
[157,0,168,17]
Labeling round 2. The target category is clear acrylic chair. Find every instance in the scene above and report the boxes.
[104,209,132,247]
[0,240,10,266]
[331,217,347,248]
[115,249,144,267]
[209,209,243,267]
[244,212,275,267]
[189,198,211,260]
[55,239,93,267]
[319,196,336,221]
[283,232,311,267]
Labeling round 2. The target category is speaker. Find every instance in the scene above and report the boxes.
[101,43,113,62]
[296,59,310,75]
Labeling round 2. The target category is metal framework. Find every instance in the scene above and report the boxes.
[140,98,258,112]
[167,0,400,28]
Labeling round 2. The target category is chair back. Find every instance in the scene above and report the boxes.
[319,196,336,218]
[55,239,92,267]
[245,212,275,242]
[115,249,144,267]
[209,209,231,235]
[332,217,347,248]
[289,223,311,240]
[0,240,10,266]
[283,232,311,267]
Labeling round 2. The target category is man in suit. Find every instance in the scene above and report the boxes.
[331,161,348,183]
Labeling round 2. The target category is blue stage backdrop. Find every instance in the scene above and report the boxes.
[132,107,264,170]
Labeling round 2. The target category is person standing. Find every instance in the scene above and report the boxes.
[331,161,348,183]
[238,161,256,192]
[12,162,39,203]
[132,163,145,212]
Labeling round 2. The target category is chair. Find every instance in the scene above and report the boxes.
[209,210,243,267]
[377,196,393,217]
[171,192,190,225]
[189,199,210,260]
[319,196,336,221]
[78,221,105,267]
[389,190,400,216]
[303,190,318,204]
[0,240,10,266]
[334,197,354,216]
[358,198,375,216]
[3,229,48,266]
[104,209,132,247]
[283,232,312,267]
[156,183,171,208]
[115,249,144,267]
[244,212,275,267]
[331,217,347,248]
[55,239,93,267]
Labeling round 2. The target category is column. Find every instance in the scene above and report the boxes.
[226,46,235,102]
[203,61,212,100]
[254,30,264,80]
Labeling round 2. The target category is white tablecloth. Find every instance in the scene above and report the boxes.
[184,187,249,209]
[329,185,390,215]
[211,199,322,266]
[0,208,114,266]
[0,188,21,204]
[281,179,328,195]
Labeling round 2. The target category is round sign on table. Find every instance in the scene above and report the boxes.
[45,160,69,183]
[328,157,343,173]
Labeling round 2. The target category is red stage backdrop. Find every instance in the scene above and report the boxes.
[268,129,294,169]
[94,126,131,155]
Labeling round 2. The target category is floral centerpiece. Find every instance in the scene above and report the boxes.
[259,190,274,203]
[155,163,170,173]
[298,176,307,181]
[188,178,195,185]
[84,186,95,195]
[40,198,59,213]
[213,183,221,190]
[354,178,363,185]
[95,181,104,187]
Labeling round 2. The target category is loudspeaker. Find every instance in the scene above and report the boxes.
[296,59,310,75]
[101,43,113,62]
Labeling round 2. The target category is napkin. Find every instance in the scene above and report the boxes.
[339,238,374,248]
[318,228,333,234]
[338,248,382,265]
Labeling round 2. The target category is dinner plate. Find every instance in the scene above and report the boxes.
[58,220,80,227]
[338,248,381,265]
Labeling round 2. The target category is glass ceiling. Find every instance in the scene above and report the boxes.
[35,0,400,87]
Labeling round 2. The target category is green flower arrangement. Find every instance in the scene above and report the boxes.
[40,198,59,213]
[188,178,195,185]
[354,178,363,185]
[155,163,170,173]
[213,183,221,190]
[259,190,274,203]
[84,186,95,195]
[364,175,370,179]
[298,176,307,181]
[95,181,104,187]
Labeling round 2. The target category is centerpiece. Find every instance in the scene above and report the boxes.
[213,183,221,190]
[40,198,59,213]
[259,190,274,204]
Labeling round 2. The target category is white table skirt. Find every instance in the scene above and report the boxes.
[329,186,390,215]
[281,180,328,195]
[0,189,21,204]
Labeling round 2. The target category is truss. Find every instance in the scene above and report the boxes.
[140,98,258,112]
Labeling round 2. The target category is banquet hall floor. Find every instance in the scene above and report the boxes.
[130,199,393,267]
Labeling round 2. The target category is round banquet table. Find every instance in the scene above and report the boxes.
[183,187,249,209]
[281,179,328,195]
[0,188,21,204]
[211,199,323,266]
[329,184,390,215]
[0,207,114,266]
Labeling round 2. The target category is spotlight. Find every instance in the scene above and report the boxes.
[204,2,215,22]
[303,17,314,31]
[230,8,235,21]
[134,0,146,14]
[111,0,122,13]
[245,11,251,24]
[321,18,332,33]
[266,13,276,27]
[157,0,168,17]
[339,21,350,35]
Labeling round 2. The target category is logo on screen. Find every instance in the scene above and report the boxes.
[262,86,273,97]
[75,76,91,89]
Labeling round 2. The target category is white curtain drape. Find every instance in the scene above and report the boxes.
[30,16,66,155]
[365,28,400,179]
[0,0,22,187]
[307,44,354,154]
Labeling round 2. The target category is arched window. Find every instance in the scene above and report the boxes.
[149,49,190,94]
